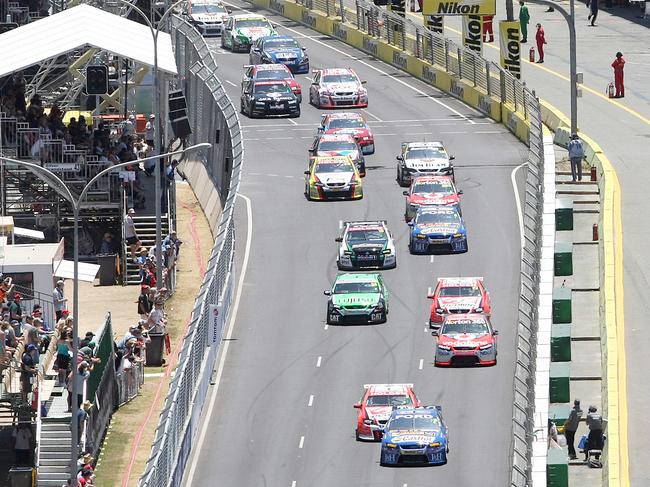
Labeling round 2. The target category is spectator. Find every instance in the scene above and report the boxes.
[122,114,136,137]
[0,277,14,304]
[564,399,582,460]
[162,230,182,258]
[56,328,72,386]
[137,285,152,320]
[145,114,155,148]
[584,405,605,461]
[76,400,93,443]
[588,0,598,26]
[67,361,91,412]
[124,208,140,260]
[53,280,67,321]
[568,134,585,182]
[79,332,95,349]
[77,468,94,486]
[9,293,24,328]
[20,344,37,405]
[2,320,19,349]
[99,233,114,255]
[519,0,530,43]
[611,51,625,98]
[12,422,33,466]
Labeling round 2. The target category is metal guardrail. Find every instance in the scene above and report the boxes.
[138,15,243,487]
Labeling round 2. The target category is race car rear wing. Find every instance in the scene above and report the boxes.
[363,383,414,389]
[344,220,388,226]
[436,276,484,282]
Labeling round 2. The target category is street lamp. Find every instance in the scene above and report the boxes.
[113,0,187,290]
[0,142,210,486]
[526,0,578,134]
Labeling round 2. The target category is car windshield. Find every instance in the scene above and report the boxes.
[415,211,460,225]
[333,281,380,294]
[439,286,481,297]
[388,415,441,431]
[413,181,454,194]
[254,83,290,94]
[441,320,489,334]
[319,141,357,152]
[406,148,446,159]
[314,161,352,173]
[191,4,226,13]
[347,229,386,242]
[328,118,365,129]
[265,38,299,49]
[255,69,289,80]
[323,74,358,84]
[236,19,270,28]
[367,395,412,407]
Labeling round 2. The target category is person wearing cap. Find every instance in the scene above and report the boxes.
[20,344,37,404]
[0,276,13,304]
[124,208,141,260]
[99,232,114,255]
[145,113,156,148]
[67,361,91,411]
[123,114,135,137]
[567,133,585,182]
[79,331,95,349]
[53,280,67,321]
[162,230,182,259]
[138,285,152,320]
[584,405,605,461]
[563,399,583,459]
[76,401,93,442]
[9,293,24,329]
[611,51,625,98]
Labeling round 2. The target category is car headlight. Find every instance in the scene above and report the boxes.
[438,344,451,351]
[475,307,483,313]
[416,234,427,239]
[374,302,384,311]
[289,100,297,105]
[453,233,464,238]
[361,136,371,141]
[343,250,352,256]
[479,344,493,350]
[435,308,444,314]
[300,56,309,64]
[429,442,441,447]
[382,249,391,255]
[385,443,398,449]
[314,182,324,187]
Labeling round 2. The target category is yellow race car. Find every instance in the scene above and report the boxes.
[304,155,363,201]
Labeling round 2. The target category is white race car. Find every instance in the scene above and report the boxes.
[396,141,455,187]
[335,220,396,270]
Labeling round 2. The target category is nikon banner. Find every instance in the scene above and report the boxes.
[424,14,444,34]
[499,20,521,79]
[462,15,483,54]
[423,0,495,15]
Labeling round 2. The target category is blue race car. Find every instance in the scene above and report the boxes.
[249,35,310,74]
[408,206,467,254]
[373,406,449,466]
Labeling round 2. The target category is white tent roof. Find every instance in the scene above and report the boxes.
[0,4,178,78]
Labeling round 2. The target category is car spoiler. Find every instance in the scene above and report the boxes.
[363,383,414,389]
[344,220,388,226]
[436,276,484,282]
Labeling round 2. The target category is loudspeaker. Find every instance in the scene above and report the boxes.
[168,90,188,112]
[171,116,192,139]
[168,90,191,138]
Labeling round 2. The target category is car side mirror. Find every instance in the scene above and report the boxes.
[302,47,307,51]
[227,7,232,13]
[458,189,463,195]
[449,155,455,160]
[493,330,499,335]
[335,237,343,242]
[368,423,384,432]
[402,190,409,196]
[427,292,434,299]
[361,80,367,84]
[353,402,361,409]
[396,155,403,161]
[323,290,331,296]
[304,170,310,175]
[407,221,413,227]
[431,331,438,336]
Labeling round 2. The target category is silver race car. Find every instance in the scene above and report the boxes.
[336,220,396,270]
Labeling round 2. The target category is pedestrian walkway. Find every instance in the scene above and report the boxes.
[425,4,648,484]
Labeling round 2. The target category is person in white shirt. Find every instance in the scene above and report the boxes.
[145,114,155,148]
[122,114,135,137]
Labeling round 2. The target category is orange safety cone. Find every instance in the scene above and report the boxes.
[590,165,597,181]
[529,47,535,63]
[607,82,615,98]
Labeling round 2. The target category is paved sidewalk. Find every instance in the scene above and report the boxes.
[425,5,648,484]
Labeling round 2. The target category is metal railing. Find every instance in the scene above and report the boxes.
[138,14,243,487]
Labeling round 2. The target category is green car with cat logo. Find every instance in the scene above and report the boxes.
[324,273,389,325]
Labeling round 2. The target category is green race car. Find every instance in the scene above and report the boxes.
[324,273,389,325]
[221,14,276,52]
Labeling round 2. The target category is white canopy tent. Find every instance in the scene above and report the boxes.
[0,3,178,78]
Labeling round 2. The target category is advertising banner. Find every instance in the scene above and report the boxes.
[499,20,521,79]
[423,14,444,34]
[423,0,495,16]
[462,15,483,54]
[209,303,224,346]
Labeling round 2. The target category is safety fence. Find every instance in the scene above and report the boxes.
[138,14,243,487]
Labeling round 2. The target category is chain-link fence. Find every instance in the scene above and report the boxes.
[138,15,243,487]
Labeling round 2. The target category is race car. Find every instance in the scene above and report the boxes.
[309,68,368,108]
[242,64,302,103]
[433,313,498,366]
[324,273,388,325]
[396,141,455,186]
[403,175,462,222]
[317,112,375,155]
[240,80,300,118]
[221,14,276,52]
[427,277,491,329]
[249,35,309,74]
[335,220,396,270]
[354,384,420,441]
[374,406,449,466]
[408,206,467,254]
[304,155,363,201]
[184,1,229,37]
[309,133,366,176]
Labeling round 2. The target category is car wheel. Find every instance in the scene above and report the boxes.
[355,429,361,441]
[247,103,255,119]
[291,107,301,118]
[396,167,401,184]
[297,94,302,104]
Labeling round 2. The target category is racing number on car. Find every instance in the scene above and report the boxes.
[371,313,382,321]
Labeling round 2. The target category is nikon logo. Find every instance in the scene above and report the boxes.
[463,15,482,53]
[502,27,521,78]
[392,51,408,69]
[437,2,480,14]
[332,23,347,41]
[301,11,316,27]
[422,66,436,84]
[450,79,464,98]
[478,95,491,115]
[425,15,444,34]
[269,0,284,14]
[363,37,378,56]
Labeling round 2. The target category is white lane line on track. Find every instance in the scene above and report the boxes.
[268,174,279,177]
[299,436,305,449]
[266,137,293,140]
[182,193,253,487]
[424,327,428,333]
[224,79,237,87]
[418,359,424,370]
[511,161,527,249]
[339,219,343,229]
[291,481,297,487]
[316,356,322,367]
[430,255,435,263]
[361,108,382,122]
[222,0,475,124]
[440,131,468,134]
[287,118,299,126]
[308,395,314,407]
[324,323,329,330]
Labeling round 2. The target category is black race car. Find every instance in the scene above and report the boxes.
[240,80,300,118]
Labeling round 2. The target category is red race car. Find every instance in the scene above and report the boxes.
[353,383,420,441]
[242,63,302,102]
[318,112,375,155]
[403,175,462,222]
[427,277,491,329]
[433,313,498,366]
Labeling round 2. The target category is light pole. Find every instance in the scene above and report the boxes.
[0,142,209,486]
[526,0,578,134]
[113,0,186,289]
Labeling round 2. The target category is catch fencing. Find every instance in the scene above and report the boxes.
[138,14,243,487]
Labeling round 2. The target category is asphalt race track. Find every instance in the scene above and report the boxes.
[183,4,529,486]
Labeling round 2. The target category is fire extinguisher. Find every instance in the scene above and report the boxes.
[529,47,535,63]
[31,386,38,412]
[607,82,615,98]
